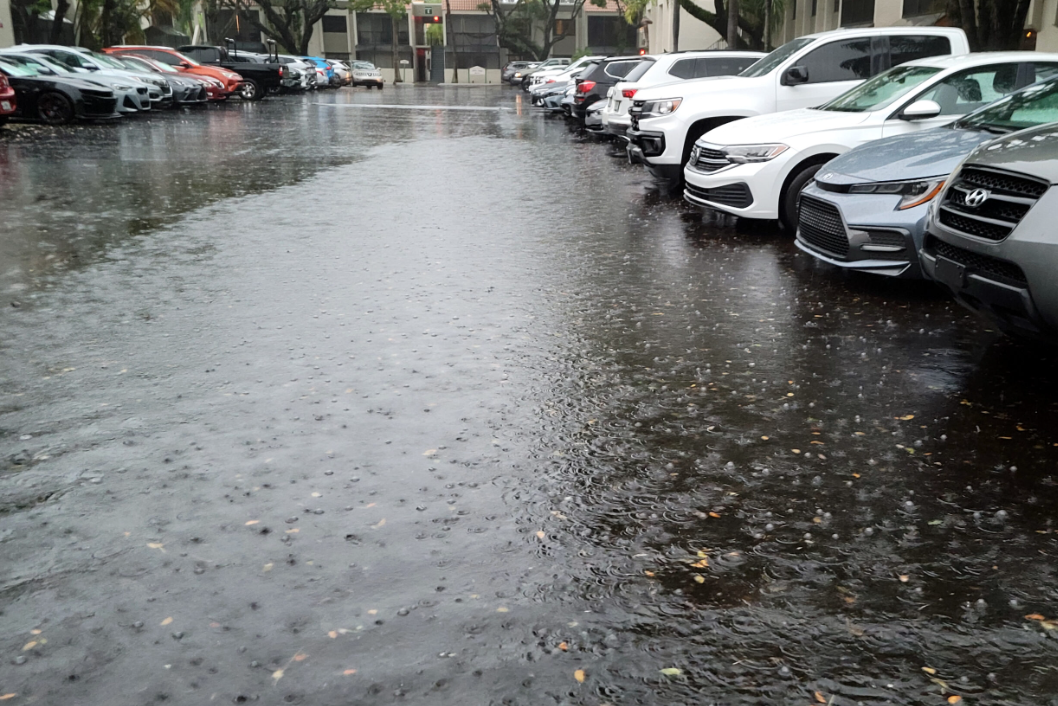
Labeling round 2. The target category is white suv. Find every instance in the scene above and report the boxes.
[626,27,970,187]
[600,50,763,138]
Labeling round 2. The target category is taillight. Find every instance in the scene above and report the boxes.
[576,80,595,94]
[546,78,555,83]
[622,89,637,99]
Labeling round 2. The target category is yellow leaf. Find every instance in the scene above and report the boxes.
[372,519,386,529]
[263,563,274,572]
[343,669,357,675]
[29,629,41,635]
[285,528,299,534]
[367,609,378,615]
[293,653,308,662]
[852,473,861,478]
[708,512,721,518]
[497,607,509,613]
[160,617,173,626]
[559,642,568,651]
[815,691,827,704]
[792,449,801,454]
[21,641,36,651]
[644,570,655,577]
[574,669,586,683]
[948,697,962,704]
[245,520,259,526]
[1041,621,1058,631]
[0,695,17,701]
[423,449,437,456]
[328,631,338,639]
[899,575,910,583]
[896,415,915,421]
[693,575,705,584]
[147,542,165,551]
[311,492,321,498]
[660,667,682,676]
[272,669,284,683]
[1025,614,1046,621]
[691,560,708,568]
[922,667,937,675]
[536,531,546,539]
[761,436,769,440]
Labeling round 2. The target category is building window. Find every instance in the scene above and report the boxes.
[587,16,636,49]
[841,0,874,25]
[903,0,945,16]
[356,12,409,46]
[812,0,818,16]
[322,15,347,33]
[449,14,498,51]
[554,19,575,37]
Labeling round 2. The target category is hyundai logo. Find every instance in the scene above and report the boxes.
[965,188,990,207]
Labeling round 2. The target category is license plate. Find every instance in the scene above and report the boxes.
[934,256,966,290]
[1,101,10,111]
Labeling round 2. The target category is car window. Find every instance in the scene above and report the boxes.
[889,35,951,67]
[820,65,940,112]
[1029,62,1058,83]
[956,78,1058,133]
[604,60,640,79]
[915,64,1023,116]
[0,60,36,77]
[667,59,695,80]
[49,50,93,69]
[621,60,654,83]
[145,50,178,65]
[797,37,872,84]
[695,56,758,77]
[27,54,71,73]
[740,37,814,78]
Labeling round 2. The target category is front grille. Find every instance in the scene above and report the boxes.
[693,147,730,173]
[685,182,753,208]
[924,234,1028,286]
[866,230,906,248]
[938,166,1049,242]
[136,86,148,95]
[798,196,848,258]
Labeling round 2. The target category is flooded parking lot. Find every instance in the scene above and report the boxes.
[2,86,1058,705]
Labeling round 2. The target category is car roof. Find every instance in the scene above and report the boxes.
[108,45,180,51]
[800,26,966,40]
[644,50,765,61]
[900,51,1058,69]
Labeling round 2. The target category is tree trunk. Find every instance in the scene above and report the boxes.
[726,0,738,48]
[762,0,770,51]
[671,0,679,52]
[446,0,457,83]
[50,0,70,43]
[392,14,403,83]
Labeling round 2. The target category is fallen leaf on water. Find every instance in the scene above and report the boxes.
[792,449,801,454]
[896,415,915,421]
[761,436,769,440]
[367,610,378,615]
[272,669,284,684]
[423,449,437,456]
[644,570,655,577]
[293,653,308,662]
[1026,614,1047,621]
[147,542,165,552]
[372,519,386,529]
[497,607,509,613]
[948,697,962,704]
[263,563,274,572]
[160,617,173,626]
[1041,621,1058,631]
[691,560,708,568]
[659,667,682,676]
[0,695,16,701]
[285,528,299,534]
[708,512,721,518]
[536,531,546,539]
[815,692,827,704]
[29,629,41,636]
[899,575,910,583]
[245,520,259,526]
[574,669,586,683]
[21,641,36,651]
[558,642,568,651]
[343,669,357,675]
[693,575,705,584]
[922,667,937,675]
[311,492,322,498]
[328,631,338,639]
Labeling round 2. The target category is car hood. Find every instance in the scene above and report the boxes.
[815,126,996,185]
[702,107,874,145]
[958,123,1058,184]
[632,74,764,104]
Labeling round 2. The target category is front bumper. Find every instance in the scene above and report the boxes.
[922,187,1058,337]
[793,182,932,279]
[626,125,684,180]
[683,149,796,220]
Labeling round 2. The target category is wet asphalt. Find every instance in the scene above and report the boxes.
[3,86,1058,706]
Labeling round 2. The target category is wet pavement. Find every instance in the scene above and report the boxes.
[3,86,1058,705]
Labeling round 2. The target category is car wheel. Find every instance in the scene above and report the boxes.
[378,85,383,90]
[780,162,825,232]
[37,91,74,125]
[239,79,263,101]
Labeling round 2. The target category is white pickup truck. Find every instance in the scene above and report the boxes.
[626,26,970,187]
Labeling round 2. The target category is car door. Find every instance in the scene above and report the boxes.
[775,37,874,112]
[880,63,1057,138]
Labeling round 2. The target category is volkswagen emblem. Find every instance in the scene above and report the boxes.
[964,188,990,207]
[690,146,700,164]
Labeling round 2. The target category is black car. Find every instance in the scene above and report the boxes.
[0,58,118,125]
[177,43,284,100]
[571,56,645,123]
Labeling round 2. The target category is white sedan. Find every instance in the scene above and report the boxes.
[683,51,1058,229]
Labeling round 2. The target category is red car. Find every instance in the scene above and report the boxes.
[103,46,242,98]
[0,72,17,124]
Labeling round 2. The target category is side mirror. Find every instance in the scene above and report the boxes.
[179,62,192,68]
[900,99,942,120]
[781,65,808,86]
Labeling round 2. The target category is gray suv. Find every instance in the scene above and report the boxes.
[922,120,1058,339]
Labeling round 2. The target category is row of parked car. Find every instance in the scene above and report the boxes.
[527,26,1058,342]
[0,42,384,125]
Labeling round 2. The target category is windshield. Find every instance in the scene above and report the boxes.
[27,54,73,73]
[819,65,941,112]
[955,78,1058,134]
[0,59,38,77]
[353,61,376,70]
[621,60,654,83]
[739,37,814,78]
[91,52,127,69]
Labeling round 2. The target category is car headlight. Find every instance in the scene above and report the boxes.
[114,84,133,91]
[640,98,682,117]
[514,72,522,78]
[722,143,789,164]
[848,178,946,210]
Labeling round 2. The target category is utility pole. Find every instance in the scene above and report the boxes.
[672,0,679,51]
[763,0,771,51]
[726,0,738,48]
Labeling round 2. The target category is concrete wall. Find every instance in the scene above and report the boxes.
[1033,0,1058,52]
[0,0,15,48]
[644,0,723,54]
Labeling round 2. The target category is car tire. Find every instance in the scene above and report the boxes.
[378,85,383,90]
[239,79,264,101]
[37,91,75,125]
[780,162,825,232]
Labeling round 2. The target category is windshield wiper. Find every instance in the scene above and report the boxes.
[971,124,1013,135]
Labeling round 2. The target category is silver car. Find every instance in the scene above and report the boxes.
[797,64,1058,279]
[922,114,1058,339]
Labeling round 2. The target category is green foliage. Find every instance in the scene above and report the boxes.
[425,22,444,45]
[676,0,784,50]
